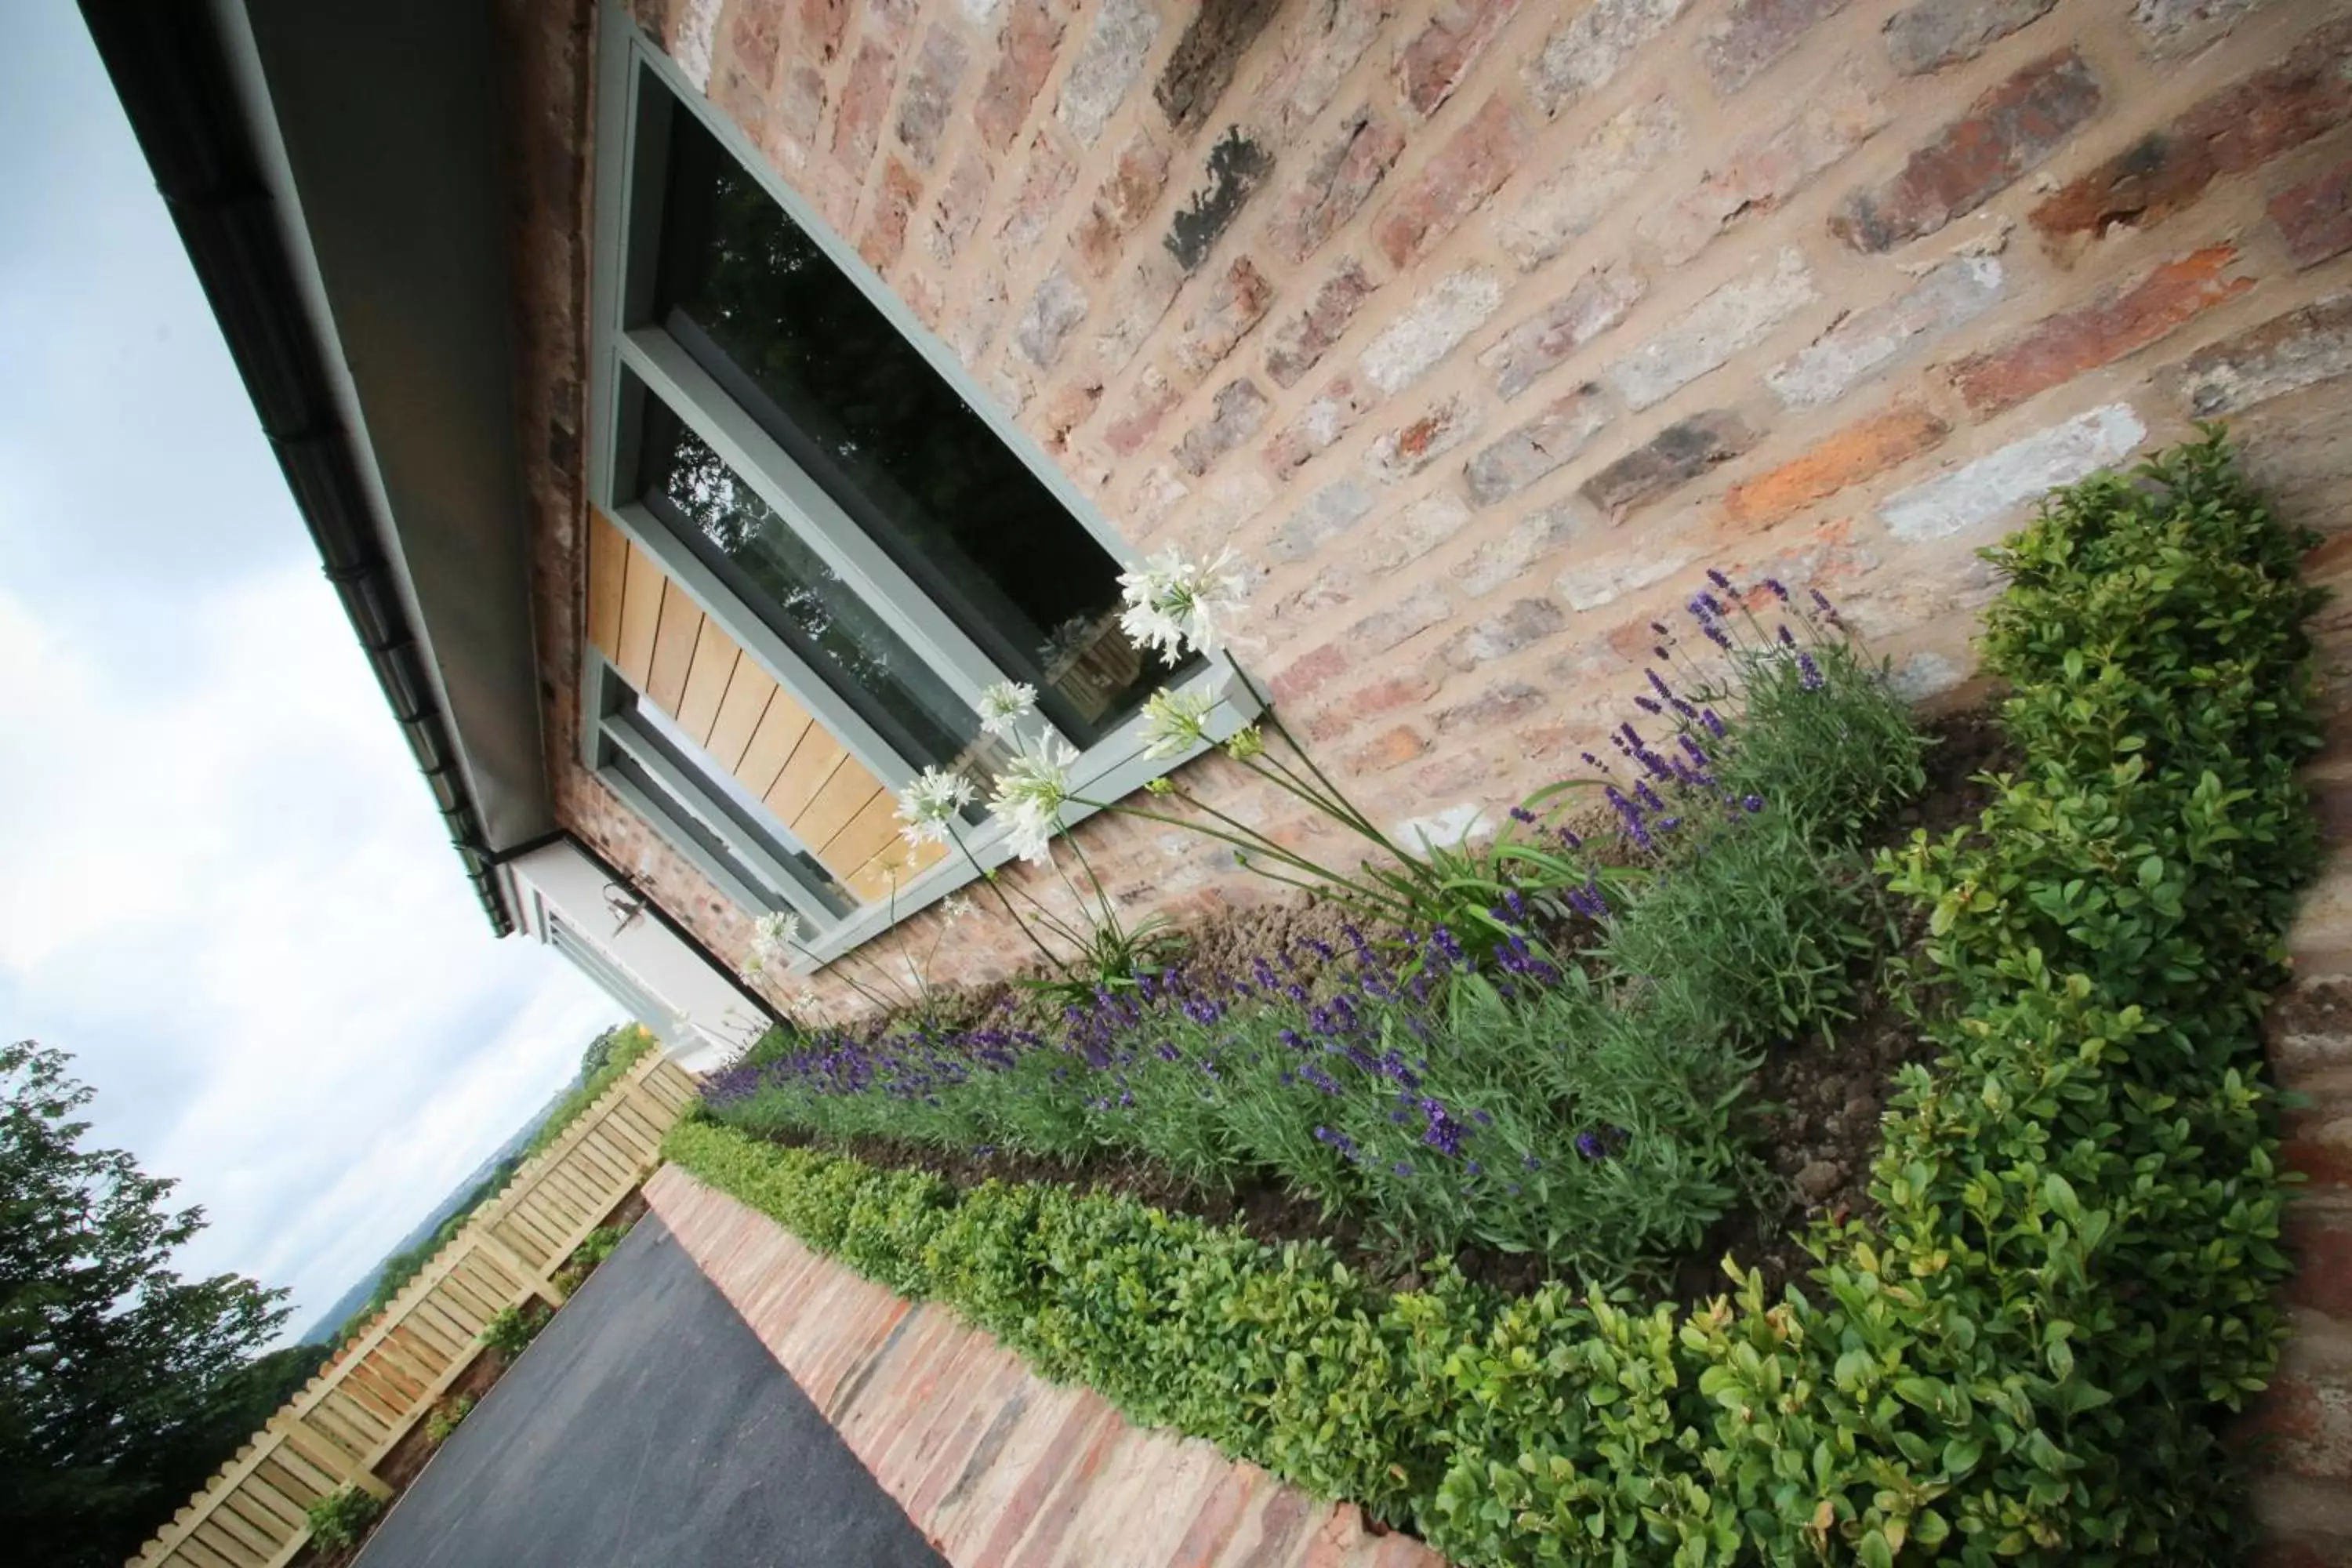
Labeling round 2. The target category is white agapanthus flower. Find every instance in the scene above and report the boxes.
[1139,686,1217,759]
[976,680,1039,738]
[750,909,804,967]
[940,892,975,924]
[895,766,977,847]
[1116,546,1249,666]
[987,731,1081,863]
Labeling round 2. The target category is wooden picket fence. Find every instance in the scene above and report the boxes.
[127,1048,700,1568]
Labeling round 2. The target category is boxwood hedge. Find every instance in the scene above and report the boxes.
[664,429,2321,1565]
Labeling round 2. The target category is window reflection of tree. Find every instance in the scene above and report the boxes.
[662,136,1166,739]
[653,423,897,698]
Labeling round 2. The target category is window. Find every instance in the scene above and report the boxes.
[586,5,1250,963]
[586,657,855,924]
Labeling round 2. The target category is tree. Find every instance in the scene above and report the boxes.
[577,1022,629,1082]
[0,1040,290,1568]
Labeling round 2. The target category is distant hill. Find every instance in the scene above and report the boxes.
[297,1024,646,1344]
[296,1083,568,1342]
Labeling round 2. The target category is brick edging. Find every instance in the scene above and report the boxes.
[641,1163,1444,1568]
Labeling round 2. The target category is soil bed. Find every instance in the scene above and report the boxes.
[750,711,2013,1302]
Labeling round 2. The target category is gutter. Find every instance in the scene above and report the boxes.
[80,0,514,933]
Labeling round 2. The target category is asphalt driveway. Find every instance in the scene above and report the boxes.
[353,1214,946,1568]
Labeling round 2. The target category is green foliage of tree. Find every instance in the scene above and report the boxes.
[0,1040,292,1568]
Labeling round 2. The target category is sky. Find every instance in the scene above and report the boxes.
[0,5,626,1339]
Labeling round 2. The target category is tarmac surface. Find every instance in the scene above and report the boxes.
[352,1213,947,1568]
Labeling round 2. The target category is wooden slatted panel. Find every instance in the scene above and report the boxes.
[615,543,665,688]
[597,539,927,908]
[703,660,777,773]
[176,1528,239,1568]
[646,582,704,717]
[818,791,906,884]
[765,731,846,826]
[129,1055,699,1568]
[676,619,740,742]
[796,768,878,858]
[189,1518,259,1567]
[598,1098,661,1156]
[238,1468,310,1533]
[732,686,814,797]
[190,1495,269,1562]
[847,832,950,905]
[586,510,628,662]
[545,1157,605,1220]
[209,1496,283,1559]
[495,1204,564,1267]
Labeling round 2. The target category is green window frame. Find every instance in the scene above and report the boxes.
[585,2,1254,967]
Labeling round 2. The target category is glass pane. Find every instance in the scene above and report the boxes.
[634,393,996,802]
[650,101,1178,744]
[629,691,850,913]
[607,706,852,919]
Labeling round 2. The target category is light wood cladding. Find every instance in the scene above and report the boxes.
[586,510,626,661]
[704,660,777,774]
[646,583,703,715]
[844,833,949,904]
[676,618,738,739]
[586,514,897,901]
[615,540,664,688]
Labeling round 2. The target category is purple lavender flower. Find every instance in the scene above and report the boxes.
[1743,794,1765,813]
[1798,651,1825,691]
[1313,1125,1359,1162]
[1420,1098,1469,1158]
[1707,568,1733,591]
[1392,1161,1414,1178]
[1635,695,1663,715]
[1509,804,1537,826]
[1777,624,1796,648]
[1575,1131,1609,1160]
[1700,708,1726,738]
[1522,1153,1543,1172]
[1762,577,1788,601]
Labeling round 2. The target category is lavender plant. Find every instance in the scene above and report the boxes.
[711,573,1928,1281]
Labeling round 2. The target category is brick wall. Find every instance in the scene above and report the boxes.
[503,4,2352,1546]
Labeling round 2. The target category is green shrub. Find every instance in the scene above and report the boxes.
[423,1393,474,1444]
[478,1302,549,1359]
[670,430,2318,1564]
[304,1485,381,1552]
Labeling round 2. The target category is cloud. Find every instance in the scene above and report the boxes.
[0,566,622,1336]
[0,5,626,1339]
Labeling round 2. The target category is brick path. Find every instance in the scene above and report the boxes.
[643,1165,1446,1568]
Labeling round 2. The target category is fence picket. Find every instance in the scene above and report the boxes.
[123,1051,696,1567]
